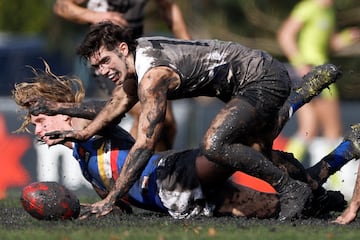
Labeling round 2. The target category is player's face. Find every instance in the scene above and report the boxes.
[90,44,130,87]
[31,114,71,145]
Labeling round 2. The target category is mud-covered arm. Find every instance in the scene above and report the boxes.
[44,77,138,143]
[77,84,138,140]
[30,99,107,120]
[90,183,133,214]
[103,66,179,204]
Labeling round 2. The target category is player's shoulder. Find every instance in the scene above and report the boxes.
[136,36,188,48]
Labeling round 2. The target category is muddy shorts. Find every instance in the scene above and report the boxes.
[237,55,291,120]
[156,149,214,219]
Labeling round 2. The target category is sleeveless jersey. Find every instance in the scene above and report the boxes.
[135,37,275,102]
[73,134,166,212]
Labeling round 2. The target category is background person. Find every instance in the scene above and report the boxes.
[13,63,282,219]
[277,0,360,167]
[53,0,191,40]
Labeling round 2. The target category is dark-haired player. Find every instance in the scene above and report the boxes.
[31,22,342,220]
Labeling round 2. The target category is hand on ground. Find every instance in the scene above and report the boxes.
[80,199,115,219]
[332,208,357,225]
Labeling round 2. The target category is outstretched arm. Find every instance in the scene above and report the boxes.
[31,99,107,120]
[77,85,138,139]
[82,66,179,217]
[44,82,138,143]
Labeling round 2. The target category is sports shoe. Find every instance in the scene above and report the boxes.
[343,123,360,159]
[277,177,313,221]
[294,63,342,104]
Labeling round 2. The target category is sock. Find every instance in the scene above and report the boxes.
[290,101,302,114]
[323,140,354,171]
[307,140,356,185]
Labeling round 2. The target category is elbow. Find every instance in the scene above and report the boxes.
[53,1,70,18]
[53,2,66,18]
[53,2,62,16]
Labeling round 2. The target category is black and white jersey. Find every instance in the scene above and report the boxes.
[135,37,274,102]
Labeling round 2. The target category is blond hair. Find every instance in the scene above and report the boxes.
[12,61,85,132]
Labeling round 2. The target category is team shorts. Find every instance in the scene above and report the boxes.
[236,56,291,120]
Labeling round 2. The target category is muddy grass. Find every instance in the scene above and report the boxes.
[2,207,360,240]
[2,202,360,231]
[2,189,360,240]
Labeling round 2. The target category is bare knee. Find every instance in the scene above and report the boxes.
[200,134,224,163]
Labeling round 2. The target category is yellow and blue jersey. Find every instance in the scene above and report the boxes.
[73,135,167,212]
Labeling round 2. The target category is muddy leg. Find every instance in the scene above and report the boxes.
[201,98,312,221]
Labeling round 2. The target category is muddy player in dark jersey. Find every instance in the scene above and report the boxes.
[53,0,192,152]
[13,65,280,219]
[19,62,349,220]
[31,21,342,220]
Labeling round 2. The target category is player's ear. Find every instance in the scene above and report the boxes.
[118,42,129,56]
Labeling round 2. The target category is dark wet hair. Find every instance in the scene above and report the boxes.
[76,21,137,62]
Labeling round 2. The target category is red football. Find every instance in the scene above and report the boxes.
[20,181,80,220]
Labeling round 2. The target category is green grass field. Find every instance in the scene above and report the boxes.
[1,190,360,240]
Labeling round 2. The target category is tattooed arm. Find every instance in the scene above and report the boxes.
[82,66,180,217]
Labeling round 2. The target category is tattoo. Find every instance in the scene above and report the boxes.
[141,73,171,139]
[146,93,166,138]
[114,148,153,198]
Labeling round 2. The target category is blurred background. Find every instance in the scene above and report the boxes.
[0,0,359,199]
